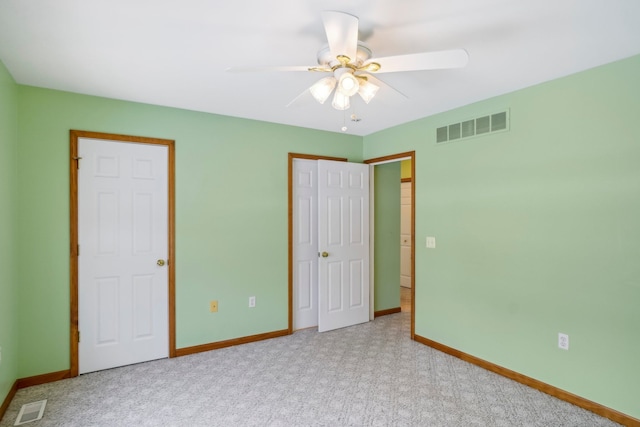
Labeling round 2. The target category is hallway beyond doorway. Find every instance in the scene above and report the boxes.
[401,287,411,312]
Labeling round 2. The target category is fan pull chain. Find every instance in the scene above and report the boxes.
[341,109,348,132]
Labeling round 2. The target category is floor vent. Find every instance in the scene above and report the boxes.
[14,400,47,425]
[436,110,509,144]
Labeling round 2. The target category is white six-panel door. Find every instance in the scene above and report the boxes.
[78,138,169,374]
[292,159,319,330]
[317,160,370,332]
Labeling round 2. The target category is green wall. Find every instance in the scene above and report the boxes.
[363,54,640,418]
[373,162,401,311]
[15,86,362,376]
[0,61,18,407]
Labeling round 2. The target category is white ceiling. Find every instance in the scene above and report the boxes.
[1,0,639,136]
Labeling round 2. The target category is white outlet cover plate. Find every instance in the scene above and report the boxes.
[426,236,436,248]
[558,333,569,350]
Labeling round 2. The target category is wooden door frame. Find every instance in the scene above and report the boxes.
[287,153,347,333]
[364,151,416,339]
[69,130,176,377]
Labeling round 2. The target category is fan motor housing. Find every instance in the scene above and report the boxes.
[317,42,373,68]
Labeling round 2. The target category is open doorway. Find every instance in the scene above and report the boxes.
[364,151,415,338]
[400,163,412,313]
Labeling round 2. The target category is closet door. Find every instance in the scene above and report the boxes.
[317,160,370,332]
[292,159,319,330]
[78,138,169,373]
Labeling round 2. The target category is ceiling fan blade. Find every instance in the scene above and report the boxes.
[226,65,312,73]
[370,49,469,74]
[321,11,358,61]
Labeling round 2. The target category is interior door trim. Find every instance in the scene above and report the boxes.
[69,130,176,377]
[287,153,347,333]
[364,151,416,339]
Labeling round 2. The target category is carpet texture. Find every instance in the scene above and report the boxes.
[1,313,621,426]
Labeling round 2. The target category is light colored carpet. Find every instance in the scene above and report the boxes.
[1,313,621,426]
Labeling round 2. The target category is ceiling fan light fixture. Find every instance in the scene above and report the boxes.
[332,90,350,110]
[309,77,337,104]
[357,79,379,104]
[336,71,360,96]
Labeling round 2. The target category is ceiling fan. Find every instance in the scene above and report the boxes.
[228,11,469,111]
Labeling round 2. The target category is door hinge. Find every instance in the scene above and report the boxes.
[73,156,82,169]
[77,244,80,256]
[77,331,80,343]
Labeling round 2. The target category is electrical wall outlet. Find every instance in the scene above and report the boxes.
[558,333,569,350]
[209,300,218,312]
[426,236,436,248]
[249,296,256,308]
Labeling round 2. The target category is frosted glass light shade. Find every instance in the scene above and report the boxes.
[337,73,360,96]
[332,91,350,110]
[357,79,379,104]
[309,77,336,104]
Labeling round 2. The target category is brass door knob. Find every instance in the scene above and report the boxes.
[321,252,329,258]
[157,259,166,266]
